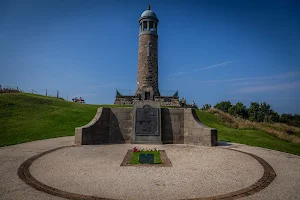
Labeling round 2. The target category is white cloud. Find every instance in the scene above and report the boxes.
[169,71,188,77]
[73,93,97,97]
[85,83,116,88]
[238,81,267,86]
[195,70,300,84]
[237,82,300,93]
[194,60,236,71]
[195,77,251,84]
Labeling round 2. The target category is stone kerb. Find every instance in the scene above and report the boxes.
[184,108,218,146]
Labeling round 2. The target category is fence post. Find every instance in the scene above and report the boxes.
[46,89,47,96]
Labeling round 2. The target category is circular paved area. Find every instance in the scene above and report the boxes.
[27,145,265,200]
[1,137,300,200]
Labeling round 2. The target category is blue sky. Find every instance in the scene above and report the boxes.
[1,0,300,114]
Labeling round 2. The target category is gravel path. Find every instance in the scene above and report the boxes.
[1,136,300,200]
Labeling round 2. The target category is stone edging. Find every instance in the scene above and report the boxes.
[17,146,276,200]
[120,150,172,167]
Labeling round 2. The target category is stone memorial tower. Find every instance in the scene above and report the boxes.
[135,5,160,100]
[114,5,180,106]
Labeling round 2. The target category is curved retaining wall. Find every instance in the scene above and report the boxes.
[75,108,217,146]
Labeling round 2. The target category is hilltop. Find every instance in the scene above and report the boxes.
[1,93,300,155]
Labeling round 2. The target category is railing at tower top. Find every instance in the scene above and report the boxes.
[116,89,178,97]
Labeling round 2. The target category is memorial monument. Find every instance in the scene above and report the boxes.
[75,6,218,146]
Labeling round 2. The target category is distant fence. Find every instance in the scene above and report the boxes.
[0,85,70,101]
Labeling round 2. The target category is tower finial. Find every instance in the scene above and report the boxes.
[148,4,150,10]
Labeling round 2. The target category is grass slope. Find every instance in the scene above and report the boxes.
[0,93,129,147]
[1,93,300,156]
[196,110,300,155]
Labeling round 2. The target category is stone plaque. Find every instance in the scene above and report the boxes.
[135,105,159,136]
[139,153,154,164]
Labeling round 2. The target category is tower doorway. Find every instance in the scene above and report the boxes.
[145,92,150,100]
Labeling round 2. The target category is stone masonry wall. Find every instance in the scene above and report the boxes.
[75,108,132,145]
[160,108,218,146]
[136,34,159,95]
[161,108,185,144]
[110,108,132,143]
[75,108,110,145]
[75,107,217,146]
[183,109,218,146]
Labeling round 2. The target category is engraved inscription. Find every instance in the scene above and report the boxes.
[135,105,159,136]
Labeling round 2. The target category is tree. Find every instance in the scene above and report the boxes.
[260,102,272,122]
[228,102,248,119]
[248,102,277,123]
[248,102,260,122]
[269,111,280,122]
[214,101,232,113]
[280,114,300,127]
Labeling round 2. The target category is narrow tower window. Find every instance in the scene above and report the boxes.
[143,21,147,31]
[149,21,154,31]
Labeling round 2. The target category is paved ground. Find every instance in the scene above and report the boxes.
[0,136,300,200]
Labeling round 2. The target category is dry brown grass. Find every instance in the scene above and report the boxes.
[208,108,300,143]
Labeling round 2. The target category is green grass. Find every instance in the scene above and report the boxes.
[196,110,300,156]
[130,151,162,164]
[0,93,129,147]
[1,93,300,156]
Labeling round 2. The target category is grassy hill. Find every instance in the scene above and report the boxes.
[1,93,300,155]
[0,93,129,147]
[196,110,300,155]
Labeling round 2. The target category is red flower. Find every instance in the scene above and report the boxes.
[133,147,138,152]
